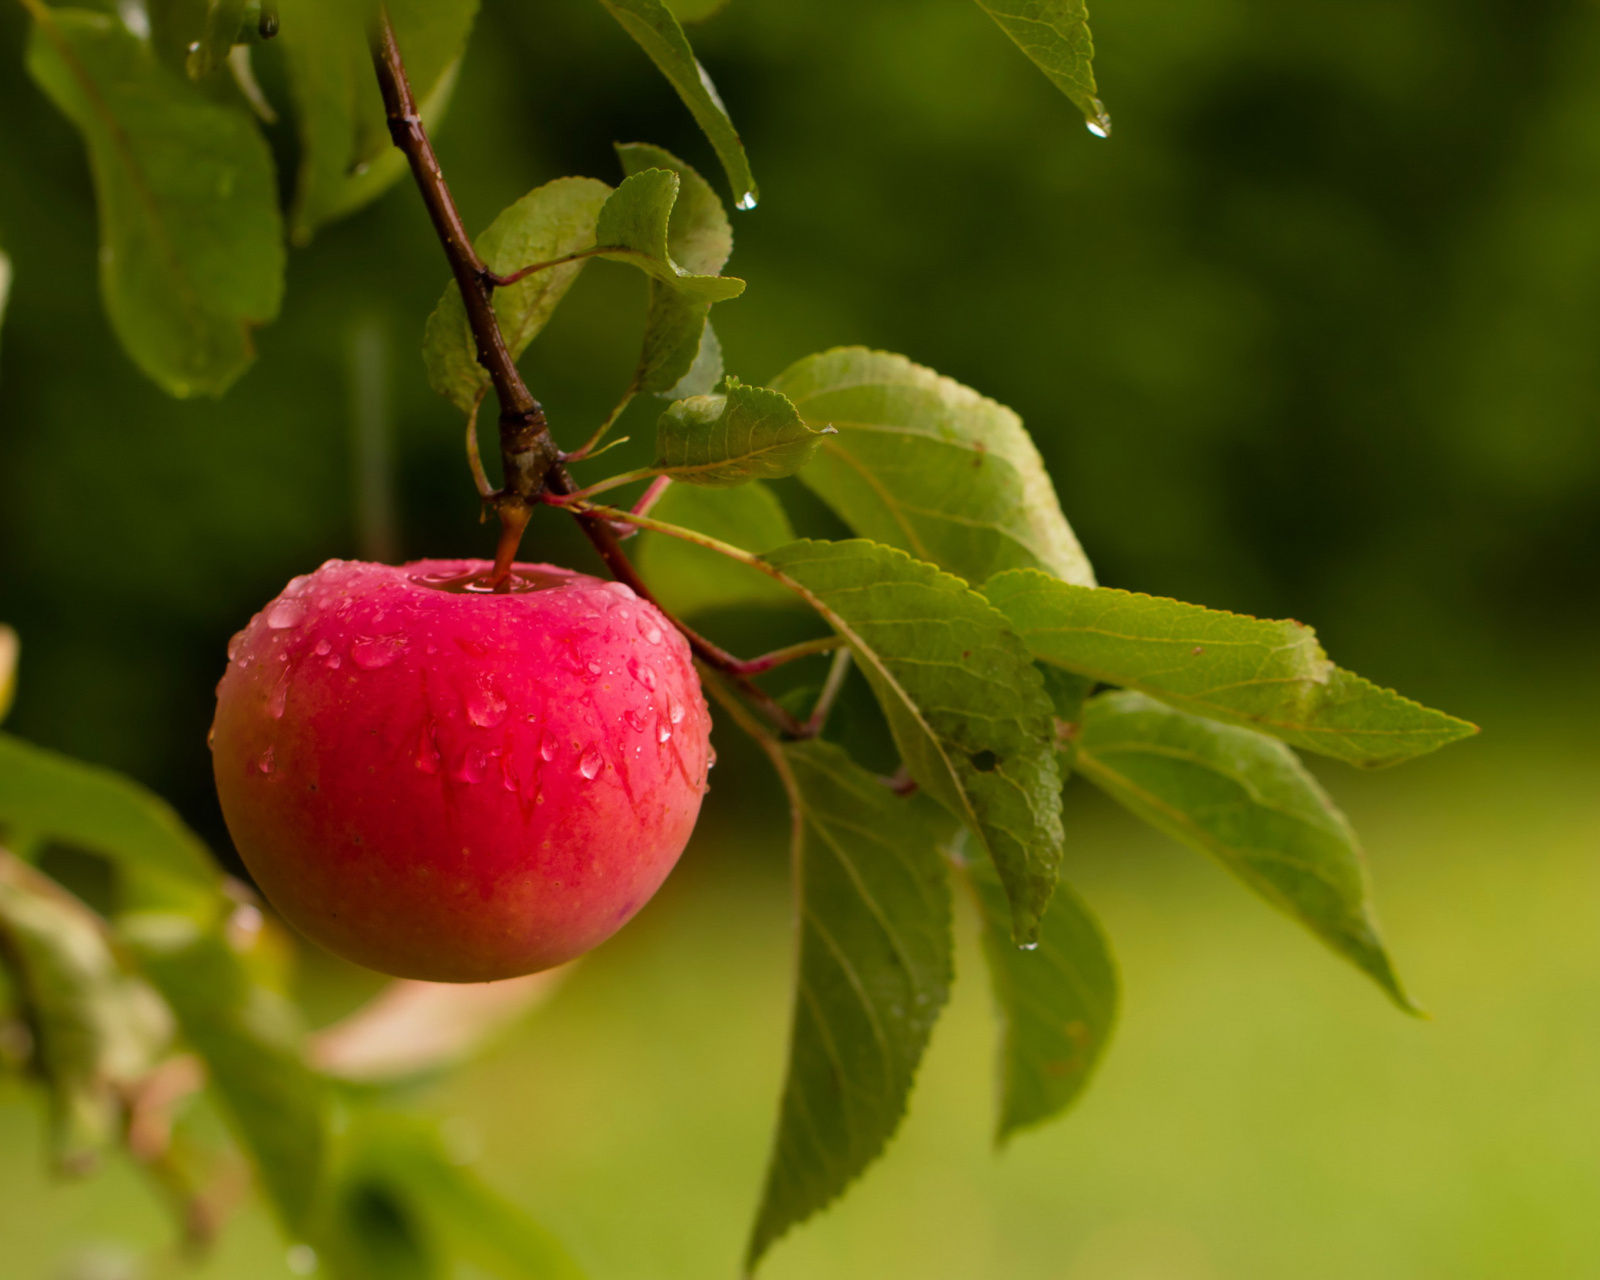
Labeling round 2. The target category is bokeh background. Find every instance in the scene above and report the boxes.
[4,0,1600,1276]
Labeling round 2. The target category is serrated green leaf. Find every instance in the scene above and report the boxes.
[771,349,1095,588]
[0,850,173,1173]
[960,845,1116,1142]
[654,379,827,484]
[278,0,478,243]
[326,1111,588,1280]
[616,142,733,393]
[983,571,1478,767]
[423,177,612,414]
[0,732,328,1227]
[748,740,952,1269]
[0,734,218,888]
[1076,690,1416,1010]
[592,0,756,206]
[635,481,798,616]
[971,0,1110,135]
[0,628,16,725]
[595,169,746,303]
[26,8,285,397]
[762,540,1063,943]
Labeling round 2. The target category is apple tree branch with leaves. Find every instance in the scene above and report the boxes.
[0,0,1475,1276]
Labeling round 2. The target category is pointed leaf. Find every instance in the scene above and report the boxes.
[771,349,1095,587]
[423,177,612,413]
[984,571,1477,767]
[616,142,733,392]
[594,169,745,302]
[971,0,1111,136]
[26,8,285,397]
[0,850,173,1173]
[635,481,800,616]
[748,740,952,1268]
[762,540,1063,942]
[592,0,757,206]
[961,846,1116,1141]
[278,0,478,243]
[1075,690,1415,1010]
[654,379,827,484]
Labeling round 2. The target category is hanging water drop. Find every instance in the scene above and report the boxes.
[667,690,685,726]
[267,599,307,630]
[578,745,603,780]
[255,746,276,775]
[736,191,758,211]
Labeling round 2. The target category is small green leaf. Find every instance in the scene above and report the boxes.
[748,740,953,1269]
[594,169,746,302]
[278,0,479,243]
[654,379,828,485]
[0,628,16,725]
[0,850,173,1174]
[664,318,724,399]
[591,0,757,206]
[616,142,733,393]
[635,481,799,616]
[960,845,1117,1142]
[326,1111,588,1280]
[423,177,612,414]
[0,734,218,888]
[971,0,1111,136]
[26,8,285,397]
[1075,690,1416,1011]
[984,571,1478,768]
[771,349,1095,587]
[762,540,1064,943]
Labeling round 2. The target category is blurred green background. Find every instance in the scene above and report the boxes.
[3,0,1599,1275]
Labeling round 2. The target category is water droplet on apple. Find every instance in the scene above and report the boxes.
[667,690,686,725]
[255,746,275,775]
[586,660,603,676]
[267,599,307,629]
[456,749,489,784]
[466,681,507,728]
[416,724,440,774]
[625,708,650,733]
[629,658,657,691]
[638,617,663,645]
[326,655,341,669]
[539,733,558,763]
[657,719,672,744]
[227,631,246,661]
[351,634,407,670]
[267,669,291,719]
[313,639,332,656]
[604,581,636,601]
[578,745,603,780]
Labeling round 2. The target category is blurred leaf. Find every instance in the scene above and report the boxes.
[983,571,1478,768]
[0,628,16,725]
[423,177,612,414]
[748,740,952,1269]
[960,844,1116,1142]
[326,1110,587,1280]
[971,0,1110,136]
[772,349,1096,587]
[762,540,1063,944]
[635,481,799,615]
[185,0,249,78]
[0,734,217,888]
[665,0,730,20]
[0,245,12,357]
[25,7,285,397]
[655,379,828,484]
[616,142,732,393]
[278,0,479,243]
[0,850,172,1174]
[591,0,757,206]
[1074,690,1416,1010]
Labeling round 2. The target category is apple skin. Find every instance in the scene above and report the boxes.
[211,559,712,982]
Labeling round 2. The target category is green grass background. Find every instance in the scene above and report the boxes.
[6,719,1597,1280]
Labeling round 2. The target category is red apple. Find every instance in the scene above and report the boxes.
[210,559,712,982]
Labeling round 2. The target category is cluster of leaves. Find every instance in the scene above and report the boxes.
[6,0,1479,1276]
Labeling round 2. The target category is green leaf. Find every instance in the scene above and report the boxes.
[0,628,16,725]
[0,734,218,888]
[616,142,733,393]
[762,540,1064,943]
[1075,690,1416,1011]
[26,8,285,397]
[654,379,828,485]
[983,571,1478,768]
[277,0,478,243]
[594,169,746,302]
[423,177,612,414]
[0,850,173,1174]
[635,481,799,616]
[960,844,1117,1141]
[748,741,953,1269]
[325,1111,588,1280]
[665,0,730,20]
[971,0,1111,136]
[771,349,1095,588]
[591,0,757,207]
[185,0,249,78]
[665,318,724,399]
